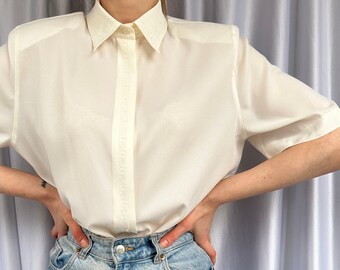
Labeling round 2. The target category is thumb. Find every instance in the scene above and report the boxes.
[195,239,217,265]
[65,215,89,248]
[159,223,188,248]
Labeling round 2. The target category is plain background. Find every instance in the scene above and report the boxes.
[0,0,340,269]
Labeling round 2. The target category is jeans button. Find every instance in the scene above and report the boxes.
[116,245,125,254]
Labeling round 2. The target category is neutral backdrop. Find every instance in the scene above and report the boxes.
[0,0,339,269]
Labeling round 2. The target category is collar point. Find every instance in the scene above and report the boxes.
[92,45,98,53]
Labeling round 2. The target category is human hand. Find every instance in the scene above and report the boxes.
[43,186,89,248]
[159,195,219,265]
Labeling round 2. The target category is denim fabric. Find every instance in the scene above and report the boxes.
[48,226,215,270]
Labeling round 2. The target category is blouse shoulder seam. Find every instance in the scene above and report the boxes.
[10,25,21,146]
[231,26,247,140]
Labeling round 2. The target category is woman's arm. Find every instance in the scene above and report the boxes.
[210,127,340,206]
[0,166,89,247]
[159,127,340,264]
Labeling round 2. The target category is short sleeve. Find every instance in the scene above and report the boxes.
[0,28,16,148]
[235,37,340,158]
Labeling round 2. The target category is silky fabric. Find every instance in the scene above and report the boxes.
[1,0,339,239]
[0,1,340,270]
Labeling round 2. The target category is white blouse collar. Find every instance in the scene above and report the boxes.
[86,0,168,53]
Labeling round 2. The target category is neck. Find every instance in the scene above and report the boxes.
[100,0,158,23]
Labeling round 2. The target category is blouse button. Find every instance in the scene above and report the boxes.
[122,27,133,34]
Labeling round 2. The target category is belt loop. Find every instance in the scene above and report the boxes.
[150,234,164,264]
[77,230,93,260]
[150,226,175,264]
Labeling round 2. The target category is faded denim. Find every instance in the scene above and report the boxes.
[48,226,215,270]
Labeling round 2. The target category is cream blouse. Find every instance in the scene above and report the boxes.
[0,0,339,237]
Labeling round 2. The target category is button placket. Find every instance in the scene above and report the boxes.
[112,28,138,233]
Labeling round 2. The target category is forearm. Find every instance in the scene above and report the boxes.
[0,165,57,206]
[209,128,340,206]
[0,165,89,245]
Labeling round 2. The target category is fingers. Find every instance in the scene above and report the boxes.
[48,191,89,247]
[159,223,217,265]
[159,222,189,248]
[64,212,89,248]
[50,223,67,239]
[195,238,217,265]
[57,222,68,239]
[50,225,58,239]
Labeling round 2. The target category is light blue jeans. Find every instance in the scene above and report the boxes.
[48,226,215,270]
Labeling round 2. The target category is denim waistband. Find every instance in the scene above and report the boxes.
[64,226,194,264]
